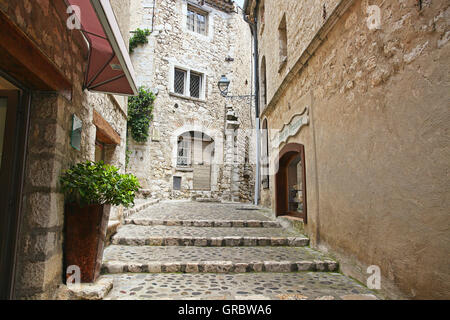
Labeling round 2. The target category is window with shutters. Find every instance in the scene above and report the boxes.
[187,5,208,36]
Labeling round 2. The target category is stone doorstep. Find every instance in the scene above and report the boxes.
[102,260,339,274]
[112,236,310,247]
[277,215,305,234]
[124,219,281,228]
[58,276,114,300]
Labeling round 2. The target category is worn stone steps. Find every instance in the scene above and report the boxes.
[125,218,281,228]
[127,201,275,223]
[102,245,338,274]
[111,225,309,247]
[103,273,379,300]
[102,201,380,300]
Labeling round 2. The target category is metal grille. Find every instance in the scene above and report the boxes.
[190,73,201,98]
[174,69,186,95]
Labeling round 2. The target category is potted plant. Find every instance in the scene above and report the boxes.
[60,161,140,283]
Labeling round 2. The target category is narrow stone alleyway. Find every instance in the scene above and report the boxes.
[101,201,379,300]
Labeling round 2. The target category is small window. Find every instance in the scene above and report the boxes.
[278,14,288,70]
[262,119,270,189]
[190,72,202,99]
[260,1,265,24]
[260,56,267,108]
[187,6,208,35]
[173,176,182,191]
[174,69,186,95]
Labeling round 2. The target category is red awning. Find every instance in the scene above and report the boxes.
[66,0,137,96]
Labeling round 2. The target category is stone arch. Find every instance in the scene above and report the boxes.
[171,124,223,168]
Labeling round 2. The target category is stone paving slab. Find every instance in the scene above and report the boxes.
[112,225,309,247]
[129,201,272,222]
[102,246,338,274]
[103,273,379,300]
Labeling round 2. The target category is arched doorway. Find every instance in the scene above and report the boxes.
[275,143,307,223]
[176,131,215,191]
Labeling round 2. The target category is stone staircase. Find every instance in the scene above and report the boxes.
[101,201,378,300]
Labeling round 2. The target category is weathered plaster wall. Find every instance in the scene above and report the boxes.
[0,0,130,299]
[257,0,340,112]
[128,0,255,201]
[260,0,450,299]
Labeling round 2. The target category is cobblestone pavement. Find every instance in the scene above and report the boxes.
[112,225,308,246]
[128,201,269,221]
[103,273,378,300]
[103,201,380,300]
[102,246,338,273]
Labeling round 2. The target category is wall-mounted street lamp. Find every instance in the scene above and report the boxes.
[218,75,255,99]
[218,75,231,97]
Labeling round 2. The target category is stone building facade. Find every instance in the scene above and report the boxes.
[0,0,136,299]
[128,0,255,202]
[245,0,450,299]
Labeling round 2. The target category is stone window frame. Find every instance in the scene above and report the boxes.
[182,1,215,42]
[169,63,207,101]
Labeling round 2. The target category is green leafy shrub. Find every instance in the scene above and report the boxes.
[128,87,155,143]
[60,161,141,208]
[129,28,151,53]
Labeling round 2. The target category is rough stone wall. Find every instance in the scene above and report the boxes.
[258,0,450,299]
[128,0,255,202]
[0,0,130,299]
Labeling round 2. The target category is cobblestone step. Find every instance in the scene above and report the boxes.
[102,273,379,300]
[102,246,338,274]
[125,218,281,228]
[111,225,309,247]
[129,201,274,223]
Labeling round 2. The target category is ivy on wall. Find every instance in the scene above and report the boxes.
[127,87,155,143]
[129,28,151,53]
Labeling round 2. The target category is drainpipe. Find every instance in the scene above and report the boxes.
[243,0,260,206]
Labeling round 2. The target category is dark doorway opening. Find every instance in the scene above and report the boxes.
[275,143,307,223]
[0,72,31,300]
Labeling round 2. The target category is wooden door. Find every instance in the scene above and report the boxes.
[275,143,307,223]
